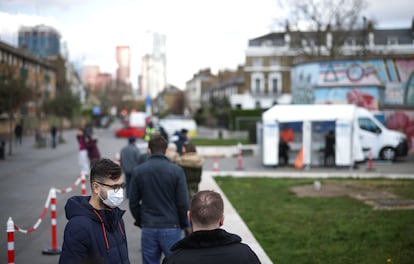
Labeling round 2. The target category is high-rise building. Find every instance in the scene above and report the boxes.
[81,65,100,91]
[18,24,61,57]
[116,46,131,83]
[140,32,167,98]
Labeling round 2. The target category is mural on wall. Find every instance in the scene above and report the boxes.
[384,110,414,151]
[292,59,414,106]
[314,87,380,110]
[292,58,414,151]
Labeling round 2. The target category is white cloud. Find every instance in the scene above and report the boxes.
[1,0,413,88]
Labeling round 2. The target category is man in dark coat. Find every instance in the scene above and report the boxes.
[162,190,261,264]
[120,136,141,198]
[59,158,130,264]
[129,134,190,264]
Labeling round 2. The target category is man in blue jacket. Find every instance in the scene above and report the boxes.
[129,134,190,264]
[59,158,130,264]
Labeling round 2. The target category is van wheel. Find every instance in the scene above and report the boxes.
[380,147,396,161]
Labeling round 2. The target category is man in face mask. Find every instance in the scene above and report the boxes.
[60,158,130,264]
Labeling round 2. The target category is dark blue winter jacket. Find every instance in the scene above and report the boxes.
[59,196,130,264]
[129,154,189,229]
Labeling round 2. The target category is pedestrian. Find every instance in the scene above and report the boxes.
[85,134,101,166]
[14,122,23,145]
[50,125,57,148]
[176,141,204,198]
[162,190,261,264]
[324,130,335,166]
[144,121,156,142]
[59,158,130,264]
[159,125,169,142]
[165,142,179,163]
[120,136,142,199]
[278,137,290,166]
[129,134,190,264]
[76,128,90,174]
[174,129,188,155]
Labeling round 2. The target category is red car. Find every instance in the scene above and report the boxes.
[115,126,146,138]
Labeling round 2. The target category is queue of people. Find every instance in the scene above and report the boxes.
[59,123,261,264]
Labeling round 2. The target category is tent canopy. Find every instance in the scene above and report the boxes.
[262,104,358,123]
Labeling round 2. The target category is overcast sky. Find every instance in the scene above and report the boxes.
[0,0,413,89]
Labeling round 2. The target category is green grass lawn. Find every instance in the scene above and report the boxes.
[191,137,249,146]
[215,177,414,264]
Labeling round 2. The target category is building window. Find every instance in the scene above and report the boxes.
[268,73,282,95]
[272,79,278,93]
[255,78,261,93]
[270,58,280,66]
[252,58,262,67]
[251,72,264,94]
[344,37,356,46]
[387,37,398,45]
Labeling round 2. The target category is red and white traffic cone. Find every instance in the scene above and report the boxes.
[213,159,219,172]
[81,172,87,196]
[236,143,244,170]
[7,217,14,264]
[115,152,121,165]
[42,188,61,255]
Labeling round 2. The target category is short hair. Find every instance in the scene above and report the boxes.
[148,134,168,154]
[90,158,122,188]
[183,141,196,153]
[190,190,224,226]
[128,136,136,143]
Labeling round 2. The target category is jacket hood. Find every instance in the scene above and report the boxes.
[177,153,204,168]
[171,229,241,250]
[65,196,125,229]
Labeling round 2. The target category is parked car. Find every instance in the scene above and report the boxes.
[115,126,145,138]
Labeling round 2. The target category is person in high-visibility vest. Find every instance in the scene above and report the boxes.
[144,122,156,142]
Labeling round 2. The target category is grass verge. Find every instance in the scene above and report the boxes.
[191,138,249,146]
[215,177,414,264]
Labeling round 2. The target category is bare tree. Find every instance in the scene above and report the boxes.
[276,0,368,58]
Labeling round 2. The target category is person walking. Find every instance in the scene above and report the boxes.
[165,142,179,163]
[176,141,204,198]
[14,122,23,145]
[174,129,188,155]
[129,134,190,264]
[76,128,90,174]
[59,158,130,264]
[85,134,101,166]
[324,130,335,167]
[162,190,261,264]
[120,136,141,198]
[50,125,57,148]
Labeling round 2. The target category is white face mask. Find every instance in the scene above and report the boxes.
[100,189,124,208]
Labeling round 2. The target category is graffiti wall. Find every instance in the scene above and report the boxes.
[291,58,414,152]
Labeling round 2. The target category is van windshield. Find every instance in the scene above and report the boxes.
[358,118,382,133]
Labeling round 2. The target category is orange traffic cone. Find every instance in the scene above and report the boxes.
[294,148,304,170]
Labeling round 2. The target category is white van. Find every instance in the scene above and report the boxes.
[356,107,408,160]
[261,104,408,167]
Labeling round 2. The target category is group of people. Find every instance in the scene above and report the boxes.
[60,131,261,264]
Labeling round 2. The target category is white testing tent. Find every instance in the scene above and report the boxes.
[261,104,365,167]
